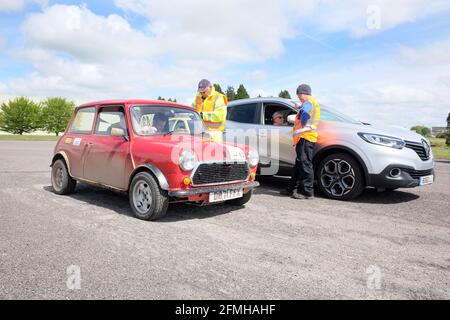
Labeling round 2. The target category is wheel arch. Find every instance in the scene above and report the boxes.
[51,152,73,177]
[313,145,369,185]
[128,164,170,192]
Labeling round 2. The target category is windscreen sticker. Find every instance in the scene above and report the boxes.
[73,138,82,146]
[64,138,73,144]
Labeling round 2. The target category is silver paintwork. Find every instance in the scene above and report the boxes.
[225,97,434,178]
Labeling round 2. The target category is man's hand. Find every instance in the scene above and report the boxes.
[294,102,301,110]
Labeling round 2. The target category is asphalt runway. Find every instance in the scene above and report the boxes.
[0,141,449,299]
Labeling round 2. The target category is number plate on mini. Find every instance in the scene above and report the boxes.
[209,189,243,203]
[420,175,434,186]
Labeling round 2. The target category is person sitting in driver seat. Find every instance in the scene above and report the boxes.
[152,113,168,133]
[138,112,168,134]
[272,111,287,126]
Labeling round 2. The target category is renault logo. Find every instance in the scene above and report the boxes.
[422,139,431,158]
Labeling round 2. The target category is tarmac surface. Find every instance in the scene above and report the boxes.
[0,141,449,299]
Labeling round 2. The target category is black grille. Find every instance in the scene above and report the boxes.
[192,162,249,185]
[403,168,433,179]
[405,141,430,161]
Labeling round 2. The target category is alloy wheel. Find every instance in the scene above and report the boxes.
[320,159,356,197]
[132,181,153,214]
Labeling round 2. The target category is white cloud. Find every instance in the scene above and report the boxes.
[2,0,450,128]
[0,0,25,11]
[21,4,159,63]
[0,0,47,12]
[248,70,268,82]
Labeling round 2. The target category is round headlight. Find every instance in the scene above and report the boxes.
[247,149,259,167]
[179,150,197,171]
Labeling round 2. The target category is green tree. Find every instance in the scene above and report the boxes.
[236,84,250,100]
[40,97,75,136]
[214,84,224,94]
[157,96,165,101]
[0,97,41,135]
[278,90,291,99]
[226,86,237,102]
[168,98,172,102]
[410,125,431,137]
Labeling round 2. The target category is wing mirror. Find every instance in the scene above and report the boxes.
[287,115,296,124]
[111,128,129,141]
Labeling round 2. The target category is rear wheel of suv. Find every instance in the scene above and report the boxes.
[227,190,252,206]
[129,172,169,221]
[51,159,76,195]
[317,153,365,201]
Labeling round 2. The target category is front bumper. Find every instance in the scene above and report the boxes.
[168,180,259,197]
[367,164,435,188]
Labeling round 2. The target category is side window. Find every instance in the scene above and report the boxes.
[263,103,296,126]
[320,108,346,123]
[69,107,96,134]
[227,103,258,124]
[95,107,127,136]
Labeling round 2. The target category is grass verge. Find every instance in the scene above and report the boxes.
[0,135,59,141]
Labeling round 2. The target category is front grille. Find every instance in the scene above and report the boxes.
[403,168,433,179]
[405,141,430,161]
[192,162,249,186]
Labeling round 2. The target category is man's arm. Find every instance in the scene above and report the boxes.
[299,101,312,126]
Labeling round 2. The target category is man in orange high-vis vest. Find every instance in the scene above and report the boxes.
[280,84,320,199]
[192,79,227,142]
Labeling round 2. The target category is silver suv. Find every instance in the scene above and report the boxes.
[224,97,435,200]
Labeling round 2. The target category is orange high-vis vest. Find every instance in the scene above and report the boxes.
[192,87,228,132]
[293,96,320,144]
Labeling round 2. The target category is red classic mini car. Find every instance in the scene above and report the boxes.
[51,100,259,220]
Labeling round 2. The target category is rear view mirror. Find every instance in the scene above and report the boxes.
[287,115,296,124]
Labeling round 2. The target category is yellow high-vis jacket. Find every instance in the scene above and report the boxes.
[192,87,228,132]
[293,96,321,144]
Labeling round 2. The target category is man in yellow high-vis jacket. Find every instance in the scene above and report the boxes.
[281,84,320,199]
[192,79,227,142]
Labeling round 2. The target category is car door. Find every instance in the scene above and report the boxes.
[261,102,297,168]
[83,105,130,189]
[225,101,266,162]
[64,106,96,179]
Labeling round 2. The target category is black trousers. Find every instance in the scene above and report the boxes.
[288,138,315,196]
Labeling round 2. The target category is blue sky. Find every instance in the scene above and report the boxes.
[1,0,450,128]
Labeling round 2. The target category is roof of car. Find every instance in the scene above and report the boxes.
[227,97,294,105]
[77,99,193,109]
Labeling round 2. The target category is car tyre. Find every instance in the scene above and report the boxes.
[51,159,76,195]
[129,172,169,221]
[227,190,252,206]
[317,153,365,201]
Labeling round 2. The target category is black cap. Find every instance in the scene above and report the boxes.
[296,84,312,95]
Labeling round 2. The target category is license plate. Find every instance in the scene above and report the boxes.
[209,189,243,203]
[420,175,434,186]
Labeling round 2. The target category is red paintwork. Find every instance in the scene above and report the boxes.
[53,100,257,203]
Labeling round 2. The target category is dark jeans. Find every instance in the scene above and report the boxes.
[288,138,315,196]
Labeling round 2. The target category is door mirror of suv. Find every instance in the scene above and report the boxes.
[287,115,296,124]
